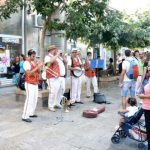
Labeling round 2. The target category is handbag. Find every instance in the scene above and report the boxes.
[93,93,106,104]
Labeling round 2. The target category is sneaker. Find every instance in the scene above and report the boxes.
[48,107,56,112]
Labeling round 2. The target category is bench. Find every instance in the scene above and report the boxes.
[15,88,70,107]
[98,76,119,88]
[15,88,49,107]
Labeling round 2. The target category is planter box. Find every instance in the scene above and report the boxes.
[98,76,119,88]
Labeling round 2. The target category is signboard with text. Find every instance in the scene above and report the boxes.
[2,37,20,44]
[0,50,10,74]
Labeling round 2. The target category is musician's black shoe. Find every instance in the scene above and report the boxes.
[75,101,84,104]
[69,103,76,106]
[29,115,38,118]
[22,118,32,123]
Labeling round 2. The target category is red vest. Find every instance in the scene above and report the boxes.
[25,60,39,84]
[84,60,96,77]
[46,57,60,79]
[70,57,81,76]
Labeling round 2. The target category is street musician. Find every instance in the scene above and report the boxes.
[56,50,67,109]
[84,52,98,98]
[68,48,84,104]
[22,49,43,123]
[44,45,61,112]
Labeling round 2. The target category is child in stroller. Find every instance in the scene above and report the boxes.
[111,97,147,150]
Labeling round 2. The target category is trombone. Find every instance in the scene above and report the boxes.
[43,63,59,78]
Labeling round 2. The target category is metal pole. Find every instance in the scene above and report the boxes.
[22,0,26,55]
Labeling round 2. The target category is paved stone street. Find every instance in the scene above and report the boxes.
[0,83,147,150]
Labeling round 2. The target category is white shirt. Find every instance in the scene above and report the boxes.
[57,57,65,76]
[23,61,31,71]
[125,106,138,117]
[122,57,134,82]
[44,54,52,64]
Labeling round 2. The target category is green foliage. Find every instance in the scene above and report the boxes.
[65,0,108,42]
[0,0,66,31]
[1,0,150,51]
[0,0,24,20]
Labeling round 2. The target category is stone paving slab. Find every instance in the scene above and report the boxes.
[0,85,147,150]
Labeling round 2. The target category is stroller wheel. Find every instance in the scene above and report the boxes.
[119,130,127,138]
[138,143,146,150]
[111,134,120,144]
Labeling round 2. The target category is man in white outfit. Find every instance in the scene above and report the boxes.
[44,45,61,112]
[68,48,83,104]
[22,50,43,123]
[57,50,67,108]
[84,52,98,98]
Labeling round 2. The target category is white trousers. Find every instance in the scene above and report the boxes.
[22,82,38,119]
[135,76,142,93]
[70,76,82,103]
[86,76,98,97]
[47,78,61,108]
[57,77,65,105]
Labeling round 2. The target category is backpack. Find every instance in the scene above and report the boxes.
[126,59,139,79]
[18,74,25,90]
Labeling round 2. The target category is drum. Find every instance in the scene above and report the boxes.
[72,67,83,77]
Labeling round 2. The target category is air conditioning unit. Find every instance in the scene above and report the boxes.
[32,14,43,28]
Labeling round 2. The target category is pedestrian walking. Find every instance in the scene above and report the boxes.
[119,49,138,110]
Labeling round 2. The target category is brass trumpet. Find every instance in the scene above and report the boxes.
[61,96,70,113]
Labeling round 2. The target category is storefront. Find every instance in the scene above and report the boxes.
[0,34,22,80]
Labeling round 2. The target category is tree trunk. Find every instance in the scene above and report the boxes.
[113,50,117,75]
[39,19,47,61]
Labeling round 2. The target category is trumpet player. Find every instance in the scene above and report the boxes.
[44,45,61,112]
[22,50,43,123]
[57,50,67,108]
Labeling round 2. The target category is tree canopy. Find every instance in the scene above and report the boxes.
[0,0,150,55]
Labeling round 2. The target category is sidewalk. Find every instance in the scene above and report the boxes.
[0,84,146,150]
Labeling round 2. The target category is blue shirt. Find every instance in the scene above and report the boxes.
[19,61,24,73]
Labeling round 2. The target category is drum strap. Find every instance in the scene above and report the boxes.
[71,58,74,76]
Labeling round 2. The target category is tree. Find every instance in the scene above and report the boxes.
[0,0,67,60]
[65,0,108,46]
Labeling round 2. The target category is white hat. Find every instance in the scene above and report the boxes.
[71,48,78,52]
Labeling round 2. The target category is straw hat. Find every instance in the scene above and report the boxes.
[48,45,56,52]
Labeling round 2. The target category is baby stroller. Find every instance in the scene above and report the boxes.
[111,107,147,150]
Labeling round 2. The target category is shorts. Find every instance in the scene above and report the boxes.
[121,81,136,97]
